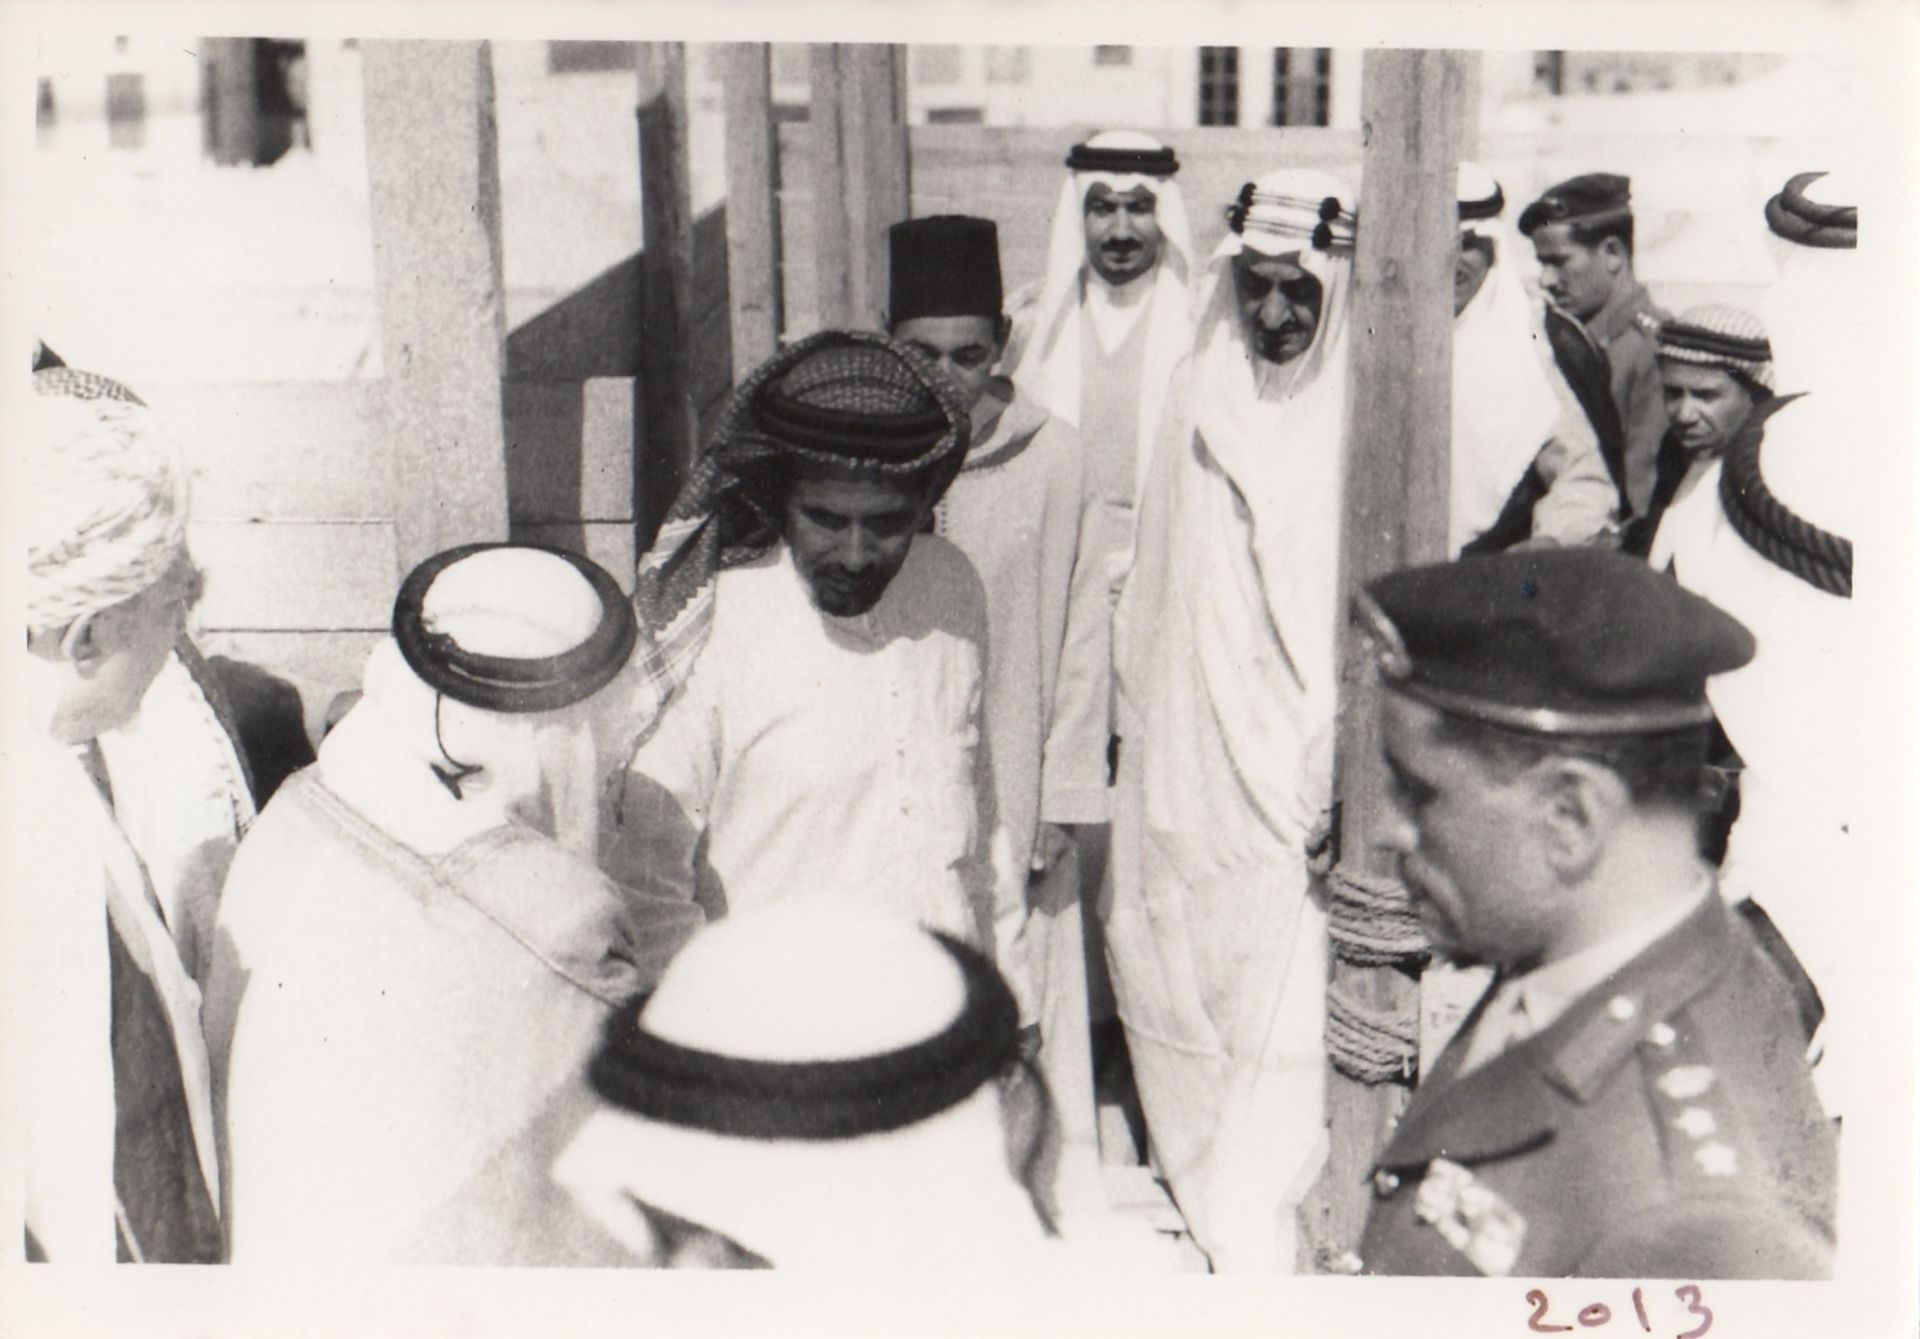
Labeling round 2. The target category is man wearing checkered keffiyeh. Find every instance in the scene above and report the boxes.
[605,331,1033,1027]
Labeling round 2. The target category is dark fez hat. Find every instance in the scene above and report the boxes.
[1518,172,1633,237]
[889,215,1004,323]
[1358,548,1755,736]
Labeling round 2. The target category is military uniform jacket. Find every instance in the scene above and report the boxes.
[1360,894,1835,1279]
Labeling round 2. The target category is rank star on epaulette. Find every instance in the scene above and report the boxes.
[1657,1064,1716,1100]
[1411,1158,1526,1276]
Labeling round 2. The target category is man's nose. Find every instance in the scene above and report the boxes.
[1258,289,1289,330]
[1110,210,1136,241]
[841,526,876,570]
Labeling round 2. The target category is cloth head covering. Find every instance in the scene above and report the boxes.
[1361,547,1756,736]
[1449,162,1602,553]
[1194,166,1356,430]
[1009,130,1194,449]
[631,331,971,737]
[1655,305,1774,392]
[24,383,190,635]
[889,215,1004,322]
[320,544,641,858]
[552,904,1050,1267]
[1717,169,1861,596]
[1176,161,1358,799]
[1517,172,1634,238]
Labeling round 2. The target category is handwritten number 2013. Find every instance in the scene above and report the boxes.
[1526,1286,1712,1338]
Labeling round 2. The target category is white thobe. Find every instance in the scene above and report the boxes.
[936,386,1111,1212]
[608,536,1020,970]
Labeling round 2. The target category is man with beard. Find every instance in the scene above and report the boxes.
[1356,548,1835,1279]
[1519,173,1672,521]
[607,332,1022,980]
[1104,168,1357,1271]
[887,214,1110,1215]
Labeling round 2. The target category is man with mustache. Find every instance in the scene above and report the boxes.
[1003,131,1195,619]
[1105,169,1359,1271]
[1621,305,1776,563]
[1355,548,1835,1279]
[1520,173,1672,522]
[607,332,1022,989]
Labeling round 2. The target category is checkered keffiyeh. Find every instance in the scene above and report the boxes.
[34,366,148,406]
[1656,305,1774,391]
[630,330,972,736]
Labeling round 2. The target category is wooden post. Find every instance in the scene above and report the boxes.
[362,40,510,572]
[1303,47,1476,1267]
[636,42,699,548]
[808,44,910,331]
[720,43,783,371]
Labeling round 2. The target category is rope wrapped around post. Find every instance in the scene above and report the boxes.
[1326,982,1422,1085]
[1310,824,1432,1083]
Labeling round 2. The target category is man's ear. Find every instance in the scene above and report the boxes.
[1598,235,1630,273]
[994,314,1012,351]
[61,610,108,676]
[1531,756,1629,882]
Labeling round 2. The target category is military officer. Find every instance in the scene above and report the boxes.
[1355,548,1836,1280]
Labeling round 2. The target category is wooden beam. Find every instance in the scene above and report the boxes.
[361,40,510,573]
[636,41,699,549]
[1304,47,1475,1268]
[808,44,910,331]
[720,43,783,371]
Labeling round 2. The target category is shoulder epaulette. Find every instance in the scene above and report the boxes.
[1635,1006,1751,1197]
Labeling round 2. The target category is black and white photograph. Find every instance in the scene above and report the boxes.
[2,1,1915,1335]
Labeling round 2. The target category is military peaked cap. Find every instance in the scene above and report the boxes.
[1360,549,1755,735]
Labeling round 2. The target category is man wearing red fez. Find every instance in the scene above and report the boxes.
[1519,173,1673,521]
[886,214,1111,1217]
[1356,549,1835,1279]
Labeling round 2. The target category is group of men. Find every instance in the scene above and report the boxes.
[9,124,1859,1282]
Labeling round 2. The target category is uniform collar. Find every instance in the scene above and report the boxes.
[1586,277,1655,346]
[1377,892,1743,1172]
[1503,881,1712,1041]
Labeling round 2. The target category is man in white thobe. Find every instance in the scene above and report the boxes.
[1107,169,1360,1271]
[608,331,1024,991]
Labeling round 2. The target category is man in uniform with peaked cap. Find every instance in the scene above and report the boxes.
[608,331,1023,989]
[1520,172,1672,522]
[888,215,1111,1213]
[1449,162,1616,555]
[1355,548,1836,1279]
